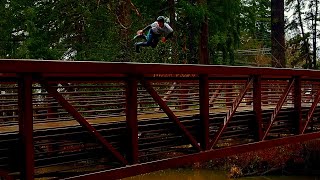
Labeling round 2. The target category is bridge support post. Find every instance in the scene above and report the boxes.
[199,74,209,150]
[126,76,139,164]
[253,75,263,141]
[18,73,34,180]
[294,76,302,134]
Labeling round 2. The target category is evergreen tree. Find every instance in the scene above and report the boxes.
[286,0,320,69]
[271,0,286,67]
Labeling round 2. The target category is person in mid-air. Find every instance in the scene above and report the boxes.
[134,16,174,53]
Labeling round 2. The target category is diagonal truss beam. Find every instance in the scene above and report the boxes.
[262,78,295,140]
[209,85,222,106]
[209,77,254,149]
[140,79,202,151]
[301,87,320,134]
[39,77,128,165]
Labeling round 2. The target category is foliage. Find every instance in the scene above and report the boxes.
[286,0,320,69]
[0,0,292,67]
[204,144,304,178]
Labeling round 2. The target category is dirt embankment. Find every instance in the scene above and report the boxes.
[191,140,320,178]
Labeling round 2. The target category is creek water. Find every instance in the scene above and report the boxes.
[124,169,319,180]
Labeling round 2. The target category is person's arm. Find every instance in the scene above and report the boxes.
[162,23,174,42]
[142,25,152,32]
[137,23,153,35]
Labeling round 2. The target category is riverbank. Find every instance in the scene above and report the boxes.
[191,140,320,178]
[124,168,317,180]
[131,140,320,179]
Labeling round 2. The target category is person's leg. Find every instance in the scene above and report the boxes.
[135,30,155,52]
[151,35,160,48]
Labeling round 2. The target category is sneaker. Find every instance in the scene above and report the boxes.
[134,43,141,53]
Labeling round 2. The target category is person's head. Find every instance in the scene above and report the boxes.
[157,16,165,28]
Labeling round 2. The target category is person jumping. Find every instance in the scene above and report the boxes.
[134,16,174,53]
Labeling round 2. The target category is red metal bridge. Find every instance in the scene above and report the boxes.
[1,60,320,179]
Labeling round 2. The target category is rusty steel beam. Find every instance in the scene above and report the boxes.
[39,77,128,165]
[18,73,34,180]
[66,131,320,180]
[302,85,320,134]
[3,60,320,78]
[262,78,295,140]
[140,79,202,151]
[209,77,254,149]
[125,76,139,164]
[199,74,209,150]
[253,75,263,141]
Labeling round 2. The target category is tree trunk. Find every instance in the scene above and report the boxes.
[198,0,209,65]
[271,0,285,67]
[296,0,311,68]
[187,0,197,64]
[313,0,318,69]
[188,23,197,64]
[168,0,178,64]
[116,0,131,61]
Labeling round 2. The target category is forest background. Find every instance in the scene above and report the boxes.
[0,0,319,69]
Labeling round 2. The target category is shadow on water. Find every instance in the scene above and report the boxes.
[123,169,319,180]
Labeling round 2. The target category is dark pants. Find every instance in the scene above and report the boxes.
[135,29,160,48]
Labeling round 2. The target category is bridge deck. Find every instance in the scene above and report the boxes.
[0,107,246,134]
[0,105,299,134]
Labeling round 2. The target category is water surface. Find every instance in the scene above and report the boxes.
[124,169,318,180]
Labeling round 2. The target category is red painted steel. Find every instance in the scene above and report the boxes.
[209,85,222,106]
[3,60,320,179]
[67,131,320,180]
[0,170,14,180]
[199,74,210,150]
[262,78,295,140]
[253,75,263,141]
[39,77,128,165]
[209,77,254,149]
[125,76,139,164]
[140,78,202,151]
[302,86,320,134]
[294,76,302,134]
[18,73,34,180]
[225,84,233,107]
[2,60,320,78]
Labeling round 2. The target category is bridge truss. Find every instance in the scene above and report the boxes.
[0,60,320,179]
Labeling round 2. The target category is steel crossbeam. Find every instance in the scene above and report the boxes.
[262,78,295,140]
[140,79,202,151]
[209,85,222,106]
[39,77,128,165]
[302,87,320,134]
[209,76,254,149]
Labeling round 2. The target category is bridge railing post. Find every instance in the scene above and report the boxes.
[199,74,209,150]
[18,73,34,180]
[293,76,302,134]
[253,75,263,141]
[125,75,139,164]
